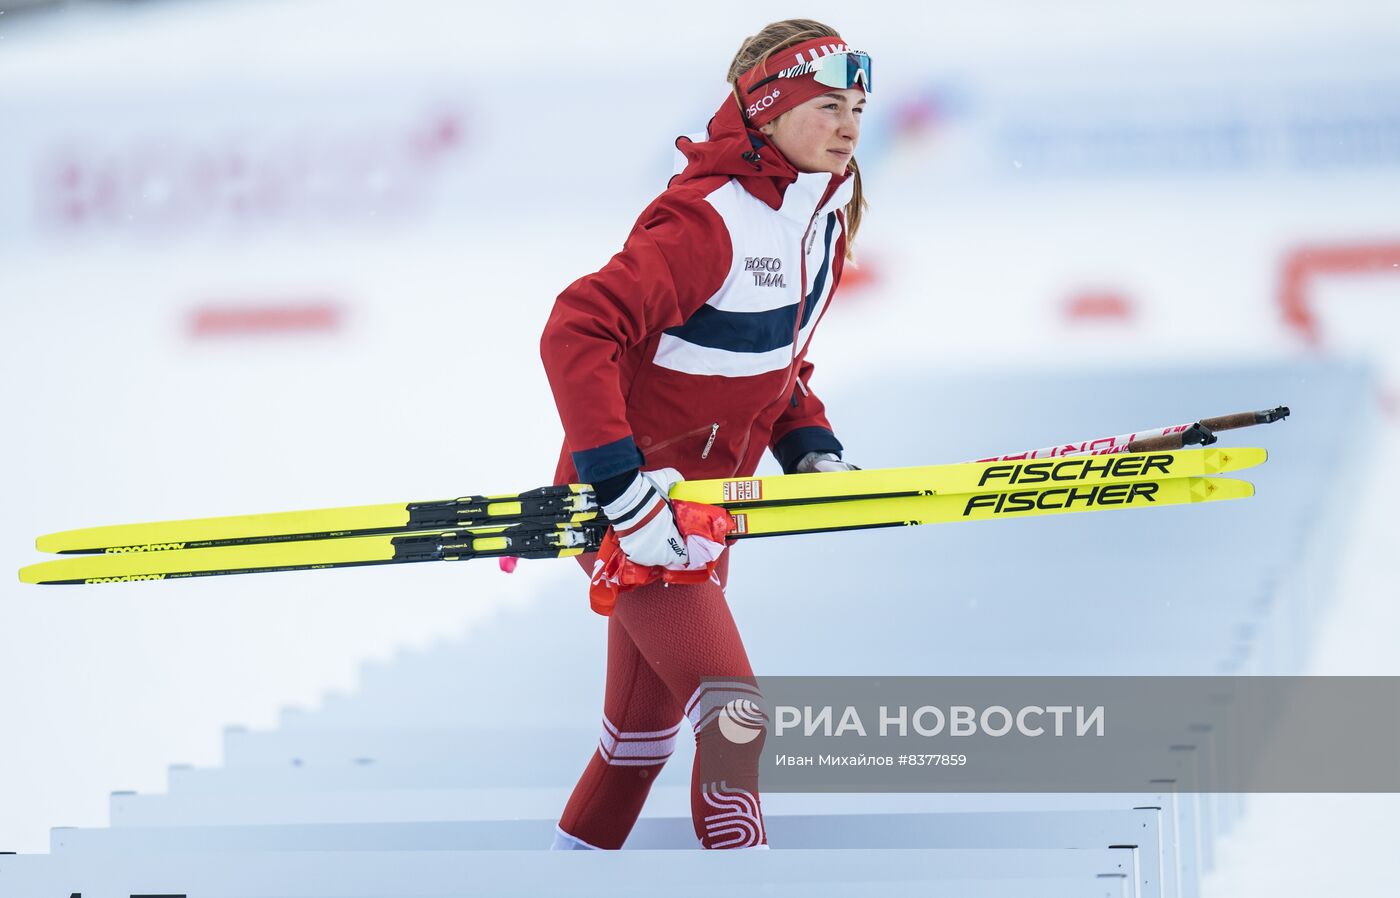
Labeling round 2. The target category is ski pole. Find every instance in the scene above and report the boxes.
[974,406,1289,462]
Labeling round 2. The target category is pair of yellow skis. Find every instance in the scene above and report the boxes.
[18,447,1265,585]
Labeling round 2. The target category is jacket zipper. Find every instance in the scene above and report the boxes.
[736,206,824,477]
[646,423,722,459]
[792,208,821,366]
[782,209,823,401]
[791,375,809,408]
[700,423,720,459]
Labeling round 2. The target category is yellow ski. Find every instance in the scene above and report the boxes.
[34,447,1265,556]
[19,477,1254,585]
[35,485,596,555]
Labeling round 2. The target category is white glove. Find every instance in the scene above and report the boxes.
[601,468,689,568]
[794,451,861,473]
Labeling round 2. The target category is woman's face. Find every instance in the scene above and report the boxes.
[760,87,865,175]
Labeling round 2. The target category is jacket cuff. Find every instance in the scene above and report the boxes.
[571,435,646,486]
[773,427,844,474]
[591,468,640,508]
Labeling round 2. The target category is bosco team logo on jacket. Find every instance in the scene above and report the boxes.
[653,171,850,379]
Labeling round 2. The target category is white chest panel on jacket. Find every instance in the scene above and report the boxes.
[654,171,850,378]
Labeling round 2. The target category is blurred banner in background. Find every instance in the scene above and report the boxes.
[2,0,1397,376]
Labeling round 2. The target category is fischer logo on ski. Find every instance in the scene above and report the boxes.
[963,482,1160,516]
[976,454,1174,488]
[723,480,763,502]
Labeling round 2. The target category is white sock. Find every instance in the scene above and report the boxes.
[550,826,602,850]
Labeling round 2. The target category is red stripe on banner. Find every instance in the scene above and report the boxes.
[1279,242,1400,346]
[189,301,343,338]
[838,256,879,292]
[1064,290,1134,323]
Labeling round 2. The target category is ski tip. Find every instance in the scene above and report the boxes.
[1228,446,1268,468]
[1200,446,1267,475]
[1188,476,1255,503]
[33,532,94,554]
[1209,479,1254,501]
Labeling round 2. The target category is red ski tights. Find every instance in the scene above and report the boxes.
[557,553,768,849]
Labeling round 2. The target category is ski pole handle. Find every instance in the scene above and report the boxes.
[1199,406,1291,432]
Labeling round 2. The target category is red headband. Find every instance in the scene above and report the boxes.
[735,36,864,127]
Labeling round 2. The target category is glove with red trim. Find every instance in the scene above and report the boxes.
[599,467,690,568]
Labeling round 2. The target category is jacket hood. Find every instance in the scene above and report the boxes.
[673,95,851,212]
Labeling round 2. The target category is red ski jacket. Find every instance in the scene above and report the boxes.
[541,97,854,488]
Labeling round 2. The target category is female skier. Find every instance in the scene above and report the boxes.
[540,19,871,850]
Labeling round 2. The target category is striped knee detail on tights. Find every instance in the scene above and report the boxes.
[598,715,680,766]
[700,780,766,849]
[685,680,766,732]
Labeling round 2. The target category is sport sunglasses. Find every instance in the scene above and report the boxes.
[745,50,873,95]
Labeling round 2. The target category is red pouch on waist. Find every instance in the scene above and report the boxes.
[588,500,735,616]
